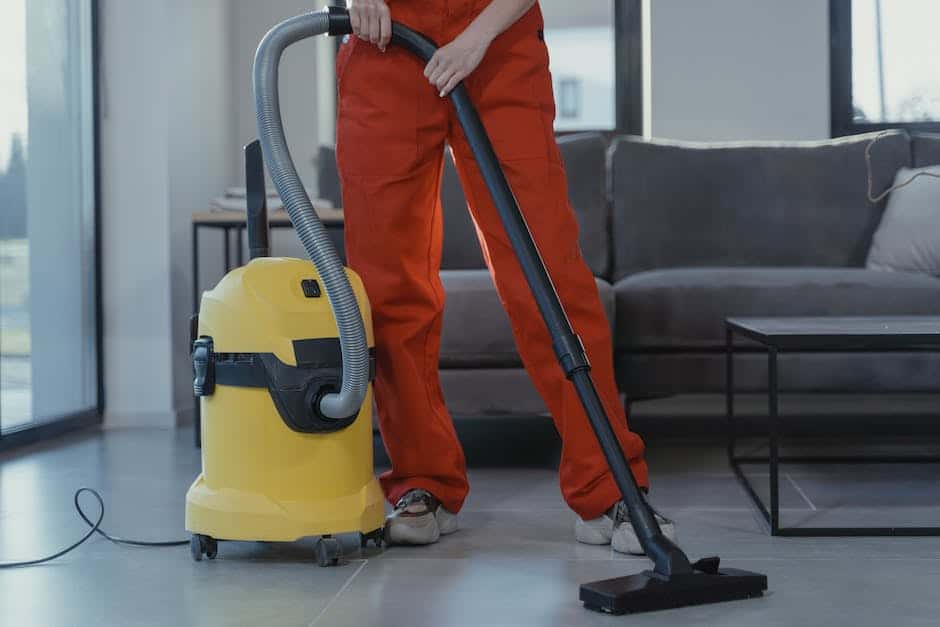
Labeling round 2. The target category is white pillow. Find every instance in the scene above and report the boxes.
[866,165,940,275]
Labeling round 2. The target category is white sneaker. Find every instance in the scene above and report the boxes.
[575,501,677,556]
[385,489,458,545]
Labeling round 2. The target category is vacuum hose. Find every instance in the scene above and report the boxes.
[253,11,365,420]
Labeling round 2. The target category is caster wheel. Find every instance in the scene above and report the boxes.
[204,536,218,560]
[190,534,217,561]
[189,535,203,562]
[360,528,384,549]
[315,536,343,567]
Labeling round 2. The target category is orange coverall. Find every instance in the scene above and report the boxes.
[336,0,648,520]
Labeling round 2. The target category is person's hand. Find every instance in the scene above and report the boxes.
[347,0,391,51]
[424,29,491,97]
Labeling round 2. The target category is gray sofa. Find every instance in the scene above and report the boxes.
[319,130,940,417]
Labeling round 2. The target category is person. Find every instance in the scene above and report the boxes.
[336,0,676,554]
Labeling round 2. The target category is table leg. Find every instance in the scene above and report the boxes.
[768,346,780,535]
[192,223,201,448]
[223,227,231,272]
[726,325,736,461]
[236,226,244,267]
[192,223,200,313]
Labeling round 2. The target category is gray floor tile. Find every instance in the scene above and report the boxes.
[462,464,810,513]
[649,472,809,510]
[372,508,646,562]
[785,467,940,507]
[773,507,940,536]
[732,435,940,461]
[461,468,564,511]
[311,556,940,627]
[0,541,360,627]
[668,508,940,560]
[643,439,735,476]
[772,468,940,530]
[3,428,940,626]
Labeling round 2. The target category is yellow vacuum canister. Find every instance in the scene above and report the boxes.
[185,258,384,565]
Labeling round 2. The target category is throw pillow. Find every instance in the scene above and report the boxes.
[866,165,940,274]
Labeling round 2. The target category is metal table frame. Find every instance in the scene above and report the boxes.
[725,317,940,537]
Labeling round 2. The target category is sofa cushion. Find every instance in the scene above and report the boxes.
[608,132,912,280]
[614,267,940,350]
[441,151,487,269]
[912,132,940,168]
[441,269,614,367]
[556,133,610,278]
[442,134,611,277]
[316,145,344,208]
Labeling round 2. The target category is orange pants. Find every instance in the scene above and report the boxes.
[335,0,648,520]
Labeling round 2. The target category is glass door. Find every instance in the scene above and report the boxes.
[0,0,99,438]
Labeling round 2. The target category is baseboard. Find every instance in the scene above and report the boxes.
[175,405,195,427]
[103,409,178,429]
[629,393,940,437]
[373,415,562,468]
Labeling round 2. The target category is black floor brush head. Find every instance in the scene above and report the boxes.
[580,568,768,615]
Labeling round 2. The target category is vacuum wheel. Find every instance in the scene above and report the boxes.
[190,534,218,561]
[359,528,385,549]
[315,536,343,567]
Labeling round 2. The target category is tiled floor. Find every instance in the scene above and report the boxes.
[2,427,940,626]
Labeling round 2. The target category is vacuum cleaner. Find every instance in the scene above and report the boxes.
[188,6,769,614]
[184,140,384,566]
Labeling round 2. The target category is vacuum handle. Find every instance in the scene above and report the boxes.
[245,140,270,260]
[326,6,690,577]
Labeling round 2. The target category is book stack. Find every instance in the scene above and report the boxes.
[209,187,334,212]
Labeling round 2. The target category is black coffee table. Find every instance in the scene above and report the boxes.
[725,316,940,537]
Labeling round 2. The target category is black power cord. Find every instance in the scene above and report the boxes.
[0,487,188,569]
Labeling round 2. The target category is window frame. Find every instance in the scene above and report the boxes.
[613,0,643,135]
[0,0,103,450]
[830,0,940,137]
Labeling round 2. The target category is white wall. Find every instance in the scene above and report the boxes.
[99,0,175,427]
[644,0,830,141]
[168,0,237,419]
[100,0,329,428]
[221,0,327,321]
[100,0,237,427]
[229,0,324,187]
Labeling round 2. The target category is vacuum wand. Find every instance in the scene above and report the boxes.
[318,6,766,614]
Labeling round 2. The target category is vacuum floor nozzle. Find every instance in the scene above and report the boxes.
[580,558,768,615]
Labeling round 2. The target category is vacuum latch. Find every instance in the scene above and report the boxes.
[192,337,216,397]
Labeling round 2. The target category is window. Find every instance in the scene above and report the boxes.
[540,0,642,133]
[321,1,642,136]
[558,78,582,119]
[0,0,100,445]
[830,0,940,136]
